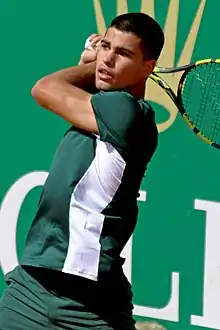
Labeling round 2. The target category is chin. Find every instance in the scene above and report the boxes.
[95,79,115,91]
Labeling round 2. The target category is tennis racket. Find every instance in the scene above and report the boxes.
[149,59,220,149]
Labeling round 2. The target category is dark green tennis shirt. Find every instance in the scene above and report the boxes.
[21,91,158,281]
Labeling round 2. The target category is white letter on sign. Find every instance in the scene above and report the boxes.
[0,171,48,275]
[122,226,179,321]
[191,199,220,330]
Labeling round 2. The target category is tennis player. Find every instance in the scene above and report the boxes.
[0,12,164,330]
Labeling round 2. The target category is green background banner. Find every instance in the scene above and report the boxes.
[1,1,220,329]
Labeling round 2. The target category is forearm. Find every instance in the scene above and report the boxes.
[77,60,98,93]
[40,62,96,90]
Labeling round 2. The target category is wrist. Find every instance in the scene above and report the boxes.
[74,62,96,91]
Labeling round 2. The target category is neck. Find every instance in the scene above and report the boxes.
[128,80,147,99]
[130,85,146,99]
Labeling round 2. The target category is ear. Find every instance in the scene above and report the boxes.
[142,60,156,78]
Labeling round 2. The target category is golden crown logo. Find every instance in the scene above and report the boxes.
[93,0,206,133]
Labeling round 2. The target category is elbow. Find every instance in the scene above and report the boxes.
[31,78,48,104]
[31,81,40,99]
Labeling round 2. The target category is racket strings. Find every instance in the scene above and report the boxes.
[181,62,220,144]
[210,67,220,140]
[206,64,220,141]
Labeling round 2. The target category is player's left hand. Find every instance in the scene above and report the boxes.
[78,34,102,65]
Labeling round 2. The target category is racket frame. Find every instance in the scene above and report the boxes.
[149,59,220,149]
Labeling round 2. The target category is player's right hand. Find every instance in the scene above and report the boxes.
[78,34,102,65]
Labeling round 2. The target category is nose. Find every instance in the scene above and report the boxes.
[103,50,115,68]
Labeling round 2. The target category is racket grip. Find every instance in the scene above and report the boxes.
[84,37,94,50]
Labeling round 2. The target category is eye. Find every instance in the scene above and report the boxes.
[118,50,132,58]
[101,43,110,50]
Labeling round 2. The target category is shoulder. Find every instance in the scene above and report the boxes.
[91,91,141,122]
[91,90,138,107]
[90,91,143,148]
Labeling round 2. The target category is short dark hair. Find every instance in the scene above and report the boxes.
[109,12,164,60]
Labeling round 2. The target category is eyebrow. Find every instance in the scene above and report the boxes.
[101,39,136,55]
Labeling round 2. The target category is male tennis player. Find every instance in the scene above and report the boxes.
[0,12,164,330]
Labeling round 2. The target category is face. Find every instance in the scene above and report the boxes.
[95,27,155,92]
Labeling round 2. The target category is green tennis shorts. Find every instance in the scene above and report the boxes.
[0,265,136,330]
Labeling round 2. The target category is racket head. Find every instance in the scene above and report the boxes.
[177,59,220,149]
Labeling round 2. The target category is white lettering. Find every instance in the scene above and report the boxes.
[191,199,220,329]
[137,190,147,202]
[134,272,179,321]
[122,191,179,322]
[0,171,48,275]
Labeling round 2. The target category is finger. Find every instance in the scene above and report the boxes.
[84,34,98,50]
[84,34,102,51]
[89,34,100,41]
[90,38,102,52]
[88,34,102,47]
[92,35,102,45]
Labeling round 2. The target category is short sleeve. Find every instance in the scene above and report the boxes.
[91,91,138,148]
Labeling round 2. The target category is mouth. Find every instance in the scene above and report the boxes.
[98,67,113,80]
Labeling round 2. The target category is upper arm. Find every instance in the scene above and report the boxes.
[91,91,138,148]
[31,78,99,134]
